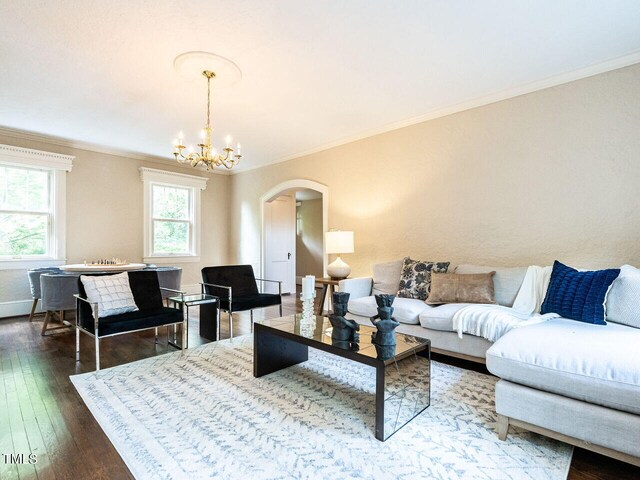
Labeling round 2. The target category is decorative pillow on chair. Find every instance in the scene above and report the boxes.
[397,257,450,300]
[540,260,620,325]
[80,272,139,318]
[426,272,496,305]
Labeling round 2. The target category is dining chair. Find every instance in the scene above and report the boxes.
[26,267,61,321]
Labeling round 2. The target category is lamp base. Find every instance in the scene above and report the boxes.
[327,256,351,280]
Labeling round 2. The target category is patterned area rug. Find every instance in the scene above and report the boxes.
[71,335,572,480]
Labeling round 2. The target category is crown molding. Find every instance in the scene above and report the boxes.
[0,126,231,176]
[0,143,74,171]
[232,49,640,175]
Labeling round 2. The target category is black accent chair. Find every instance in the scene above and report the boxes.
[75,270,186,371]
[201,265,282,337]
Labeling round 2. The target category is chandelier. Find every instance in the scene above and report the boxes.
[172,70,242,170]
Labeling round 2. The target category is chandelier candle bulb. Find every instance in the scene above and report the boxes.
[225,135,232,147]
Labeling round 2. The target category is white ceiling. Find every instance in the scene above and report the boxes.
[1,1,640,172]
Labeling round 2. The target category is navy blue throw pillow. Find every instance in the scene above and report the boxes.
[541,261,620,325]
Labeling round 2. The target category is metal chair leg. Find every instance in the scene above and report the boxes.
[216,307,220,342]
[229,311,233,339]
[181,318,187,355]
[95,336,100,372]
[250,310,254,333]
[29,298,38,322]
[279,304,283,317]
[154,327,158,344]
[75,327,80,361]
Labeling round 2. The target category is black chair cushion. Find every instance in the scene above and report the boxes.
[202,265,259,297]
[83,307,183,336]
[219,293,281,312]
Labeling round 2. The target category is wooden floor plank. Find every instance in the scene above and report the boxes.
[4,352,38,480]
[9,354,57,480]
[0,289,637,479]
[0,354,20,480]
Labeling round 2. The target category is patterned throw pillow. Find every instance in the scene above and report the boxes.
[80,272,139,318]
[397,257,450,300]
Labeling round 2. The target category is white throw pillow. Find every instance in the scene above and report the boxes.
[80,272,139,318]
[606,265,640,329]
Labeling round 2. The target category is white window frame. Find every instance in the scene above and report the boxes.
[0,144,73,270]
[140,167,208,263]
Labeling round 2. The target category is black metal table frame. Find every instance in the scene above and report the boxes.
[253,321,430,441]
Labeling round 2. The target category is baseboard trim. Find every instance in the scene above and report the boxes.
[0,299,43,319]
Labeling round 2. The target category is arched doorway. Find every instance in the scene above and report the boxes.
[260,180,329,293]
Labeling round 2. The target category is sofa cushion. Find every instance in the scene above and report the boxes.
[541,260,620,325]
[419,303,472,331]
[347,296,430,325]
[454,264,527,307]
[487,318,640,415]
[606,264,640,329]
[371,259,403,295]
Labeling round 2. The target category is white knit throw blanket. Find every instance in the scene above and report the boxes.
[452,265,560,342]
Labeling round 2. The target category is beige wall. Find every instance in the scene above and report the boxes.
[229,63,640,278]
[0,134,229,306]
[3,62,639,314]
[296,198,323,277]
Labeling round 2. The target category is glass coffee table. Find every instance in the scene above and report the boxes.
[254,314,430,441]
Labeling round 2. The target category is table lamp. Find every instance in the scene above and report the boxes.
[325,231,354,279]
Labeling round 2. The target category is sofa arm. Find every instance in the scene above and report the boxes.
[338,277,372,299]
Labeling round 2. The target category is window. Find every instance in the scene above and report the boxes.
[0,165,50,256]
[152,184,192,255]
[140,167,208,262]
[0,144,73,269]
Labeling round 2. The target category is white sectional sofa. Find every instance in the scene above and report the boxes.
[340,260,528,362]
[339,260,640,466]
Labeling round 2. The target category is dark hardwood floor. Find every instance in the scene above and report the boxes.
[1,291,638,480]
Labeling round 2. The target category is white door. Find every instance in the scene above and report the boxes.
[264,195,296,294]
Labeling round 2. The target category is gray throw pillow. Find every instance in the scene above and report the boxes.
[397,257,450,300]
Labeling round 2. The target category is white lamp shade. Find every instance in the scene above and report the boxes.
[325,231,354,254]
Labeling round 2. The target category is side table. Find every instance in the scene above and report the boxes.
[315,277,341,315]
[168,294,220,347]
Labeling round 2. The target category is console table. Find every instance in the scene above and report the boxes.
[315,277,340,315]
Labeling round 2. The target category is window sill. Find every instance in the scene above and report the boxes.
[0,258,66,270]
[143,255,201,264]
